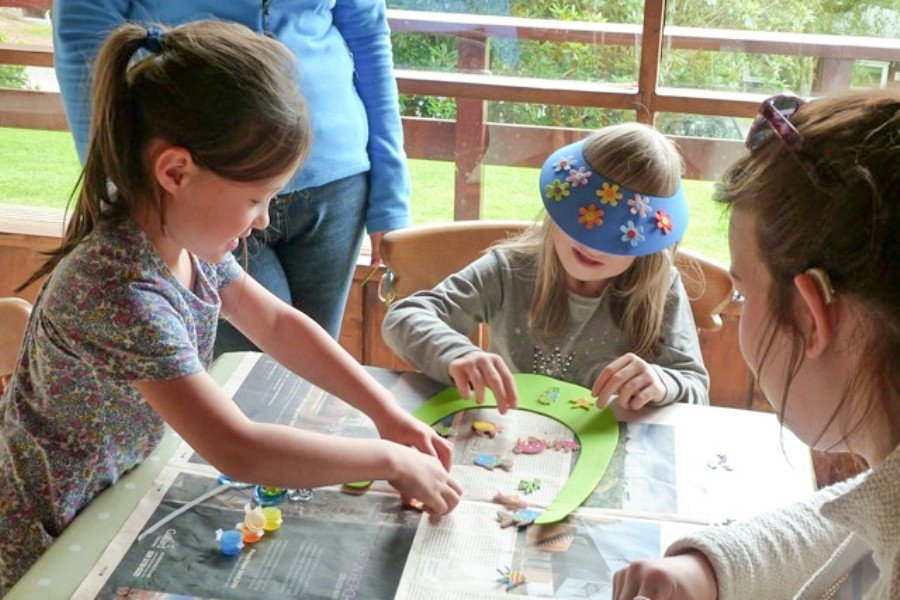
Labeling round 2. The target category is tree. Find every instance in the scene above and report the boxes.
[389,0,897,134]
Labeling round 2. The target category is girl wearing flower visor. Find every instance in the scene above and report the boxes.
[613,89,900,600]
[383,123,709,412]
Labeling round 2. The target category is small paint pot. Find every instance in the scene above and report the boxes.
[262,507,283,532]
[219,529,244,556]
[253,486,288,507]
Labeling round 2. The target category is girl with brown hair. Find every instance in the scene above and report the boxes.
[613,90,900,599]
[0,21,460,592]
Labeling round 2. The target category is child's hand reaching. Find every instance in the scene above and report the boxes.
[387,444,463,515]
[374,406,454,471]
[373,406,461,515]
[612,552,718,600]
[592,353,666,410]
[448,351,518,414]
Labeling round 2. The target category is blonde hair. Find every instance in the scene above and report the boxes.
[21,21,310,290]
[497,123,683,358]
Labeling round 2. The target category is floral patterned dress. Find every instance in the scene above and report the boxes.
[0,217,242,592]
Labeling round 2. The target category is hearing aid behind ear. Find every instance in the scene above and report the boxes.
[804,268,837,305]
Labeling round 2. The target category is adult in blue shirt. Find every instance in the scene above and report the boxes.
[53,0,411,349]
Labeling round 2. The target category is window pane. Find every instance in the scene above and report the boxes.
[662,0,900,95]
[389,1,643,84]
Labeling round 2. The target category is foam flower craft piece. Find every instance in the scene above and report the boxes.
[518,478,542,495]
[597,182,623,206]
[553,157,575,172]
[628,194,651,218]
[540,140,688,256]
[497,566,527,591]
[472,420,502,438]
[493,493,528,509]
[545,179,571,201]
[551,439,581,453]
[565,166,592,187]
[432,423,455,438]
[655,209,674,234]
[513,437,549,454]
[577,204,604,229]
[475,454,514,471]
[569,397,592,410]
[620,221,645,247]
[537,387,560,405]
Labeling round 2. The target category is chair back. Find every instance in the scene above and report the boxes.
[381,220,733,330]
[672,248,734,330]
[0,297,32,394]
[380,220,528,301]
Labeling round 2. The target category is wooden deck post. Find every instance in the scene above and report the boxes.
[636,0,666,125]
[454,34,489,221]
[812,57,854,94]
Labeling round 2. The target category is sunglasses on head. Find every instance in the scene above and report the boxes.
[745,93,823,185]
[745,95,838,304]
[745,93,806,152]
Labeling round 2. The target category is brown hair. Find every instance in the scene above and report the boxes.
[717,89,900,448]
[21,21,311,289]
[497,123,684,358]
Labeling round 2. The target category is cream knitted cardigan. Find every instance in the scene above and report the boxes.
[667,443,899,599]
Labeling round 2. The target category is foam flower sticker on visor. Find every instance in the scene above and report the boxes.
[553,157,575,172]
[655,210,674,234]
[597,182,622,206]
[566,166,592,187]
[620,221,645,247]
[577,205,604,229]
[540,139,688,257]
[628,194,651,218]
[545,180,571,201]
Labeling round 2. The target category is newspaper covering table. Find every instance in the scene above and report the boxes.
[72,353,816,599]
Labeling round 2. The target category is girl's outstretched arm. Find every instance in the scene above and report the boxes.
[219,272,453,470]
[134,372,462,515]
[382,252,507,383]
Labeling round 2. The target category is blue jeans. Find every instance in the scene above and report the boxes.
[214,173,368,355]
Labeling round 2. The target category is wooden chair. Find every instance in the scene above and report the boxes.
[0,297,31,394]
[380,220,734,330]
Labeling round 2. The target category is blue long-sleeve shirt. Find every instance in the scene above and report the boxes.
[52,0,411,234]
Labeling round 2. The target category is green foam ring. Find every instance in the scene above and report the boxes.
[413,373,619,524]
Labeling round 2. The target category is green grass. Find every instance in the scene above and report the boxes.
[0,127,81,206]
[23,24,52,39]
[0,127,730,264]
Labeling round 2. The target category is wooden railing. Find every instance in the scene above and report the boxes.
[389,7,899,215]
[2,2,899,215]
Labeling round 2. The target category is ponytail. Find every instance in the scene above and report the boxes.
[20,21,309,292]
[19,25,153,290]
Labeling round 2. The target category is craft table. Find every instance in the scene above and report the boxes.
[7,352,818,599]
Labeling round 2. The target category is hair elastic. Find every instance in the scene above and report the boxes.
[804,268,837,305]
[142,27,165,54]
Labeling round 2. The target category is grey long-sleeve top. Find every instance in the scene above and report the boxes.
[382,249,709,405]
